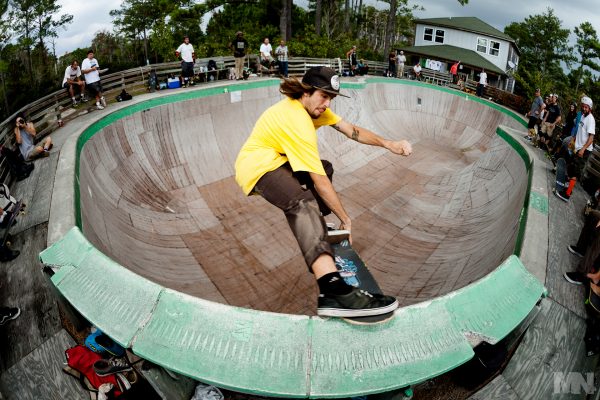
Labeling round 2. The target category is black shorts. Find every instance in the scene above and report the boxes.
[181,61,194,78]
[527,116,539,130]
[87,81,103,96]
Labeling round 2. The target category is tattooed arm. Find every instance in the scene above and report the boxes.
[330,120,412,156]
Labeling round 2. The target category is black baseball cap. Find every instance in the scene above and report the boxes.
[302,66,349,98]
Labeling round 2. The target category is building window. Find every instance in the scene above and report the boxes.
[489,40,500,56]
[435,29,445,43]
[477,38,487,53]
[424,28,433,42]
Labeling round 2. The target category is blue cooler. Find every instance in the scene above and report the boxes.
[167,78,181,89]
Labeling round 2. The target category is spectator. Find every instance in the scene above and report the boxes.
[525,88,544,141]
[357,59,369,76]
[0,307,20,325]
[13,116,52,161]
[275,39,289,78]
[175,36,195,87]
[476,68,487,97]
[387,51,396,77]
[260,37,274,74]
[413,62,422,81]
[564,209,600,285]
[450,61,460,84]
[539,93,562,151]
[81,50,106,110]
[346,46,358,76]
[62,60,86,106]
[549,102,577,160]
[555,96,594,202]
[397,51,406,78]
[230,31,249,80]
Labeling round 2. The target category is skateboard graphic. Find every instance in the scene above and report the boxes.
[331,239,395,325]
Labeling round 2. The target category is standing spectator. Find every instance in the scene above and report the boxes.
[176,36,195,87]
[525,88,544,141]
[62,60,86,106]
[413,62,422,81]
[564,209,600,285]
[450,61,460,84]
[346,46,358,76]
[397,51,406,78]
[81,50,106,110]
[260,37,274,74]
[387,51,397,77]
[538,93,562,150]
[476,69,487,97]
[275,39,289,78]
[555,96,595,201]
[14,116,52,161]
[231,31,248,80]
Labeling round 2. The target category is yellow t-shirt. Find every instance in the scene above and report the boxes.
[235,97,341,195]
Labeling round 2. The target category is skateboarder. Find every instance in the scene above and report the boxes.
[235,66,412,318]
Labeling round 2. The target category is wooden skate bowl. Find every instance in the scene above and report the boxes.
[78,79,528,316]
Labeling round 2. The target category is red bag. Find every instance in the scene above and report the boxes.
[65,345,122,397]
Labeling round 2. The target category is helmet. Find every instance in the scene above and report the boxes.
[581,96,593,108]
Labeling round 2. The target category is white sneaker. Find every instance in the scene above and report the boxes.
[96,102,104,110]
[100,97,107,107]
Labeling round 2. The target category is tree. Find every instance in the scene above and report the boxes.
[573,22,600,94]
[504,8,572,96]
[32,0,73,61]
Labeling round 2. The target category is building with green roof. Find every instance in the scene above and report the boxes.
[400,17,519,93]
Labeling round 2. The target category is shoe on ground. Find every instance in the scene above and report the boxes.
[568,245,585,258]
[564,271,586,285]
[100,97,107,107]
[317,287,399,317]
[93,358,132,376]
[554,190,570,202]
[0,307,20,325]
[40,150,50,158]
[96,102,105,110]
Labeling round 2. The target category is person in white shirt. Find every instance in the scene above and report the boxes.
[572,96,596,177]
[477,69,487,97]
[81,50,106,110]
[259,37,274,74]
[397,51,406,78]
[413,63,422,81]
[62,60,86,106]
[176,36,196,87]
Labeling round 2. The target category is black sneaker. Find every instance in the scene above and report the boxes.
[0,307,20,325]
[93,358,132,376]
[568,245,585,258]
[554,190,570,202]
[317,288,399,317]
[564,271,586,285]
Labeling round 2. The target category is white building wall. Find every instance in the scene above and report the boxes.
[414,24,514,73]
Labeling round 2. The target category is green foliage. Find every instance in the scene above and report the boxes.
[150,20,175,62]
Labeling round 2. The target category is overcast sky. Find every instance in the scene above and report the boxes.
[54,0,599,56]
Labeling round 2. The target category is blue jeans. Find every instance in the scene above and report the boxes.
[278,61,288,77]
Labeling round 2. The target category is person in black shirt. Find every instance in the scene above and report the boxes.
[539,93,562,150]
[230,31,249,80]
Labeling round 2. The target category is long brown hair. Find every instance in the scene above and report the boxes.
[279,77,315,99]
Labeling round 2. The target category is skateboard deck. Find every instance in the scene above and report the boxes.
[555,158,567,193]
[332,239,395,324]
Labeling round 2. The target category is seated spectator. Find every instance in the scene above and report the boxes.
[14,116,53,161]
[413,63,422,81]
[260,37,275,74]
[357,59,369,76]
[62,60,86,106]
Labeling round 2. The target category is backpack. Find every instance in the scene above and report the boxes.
[207,60,217,71]
[0,145,33,181]
[116,89,132,102]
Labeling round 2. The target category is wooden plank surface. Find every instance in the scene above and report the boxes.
[0,329,87,400]
[468,375,519,400]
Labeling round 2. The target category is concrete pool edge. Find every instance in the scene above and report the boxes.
[42,78,548,397]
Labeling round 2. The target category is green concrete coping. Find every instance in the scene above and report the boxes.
[40,227,546,398]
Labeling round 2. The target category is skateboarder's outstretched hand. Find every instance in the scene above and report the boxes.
[386,139,412,156]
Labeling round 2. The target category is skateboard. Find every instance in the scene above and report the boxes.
[552,158,568,200]
[331,239,395,325]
